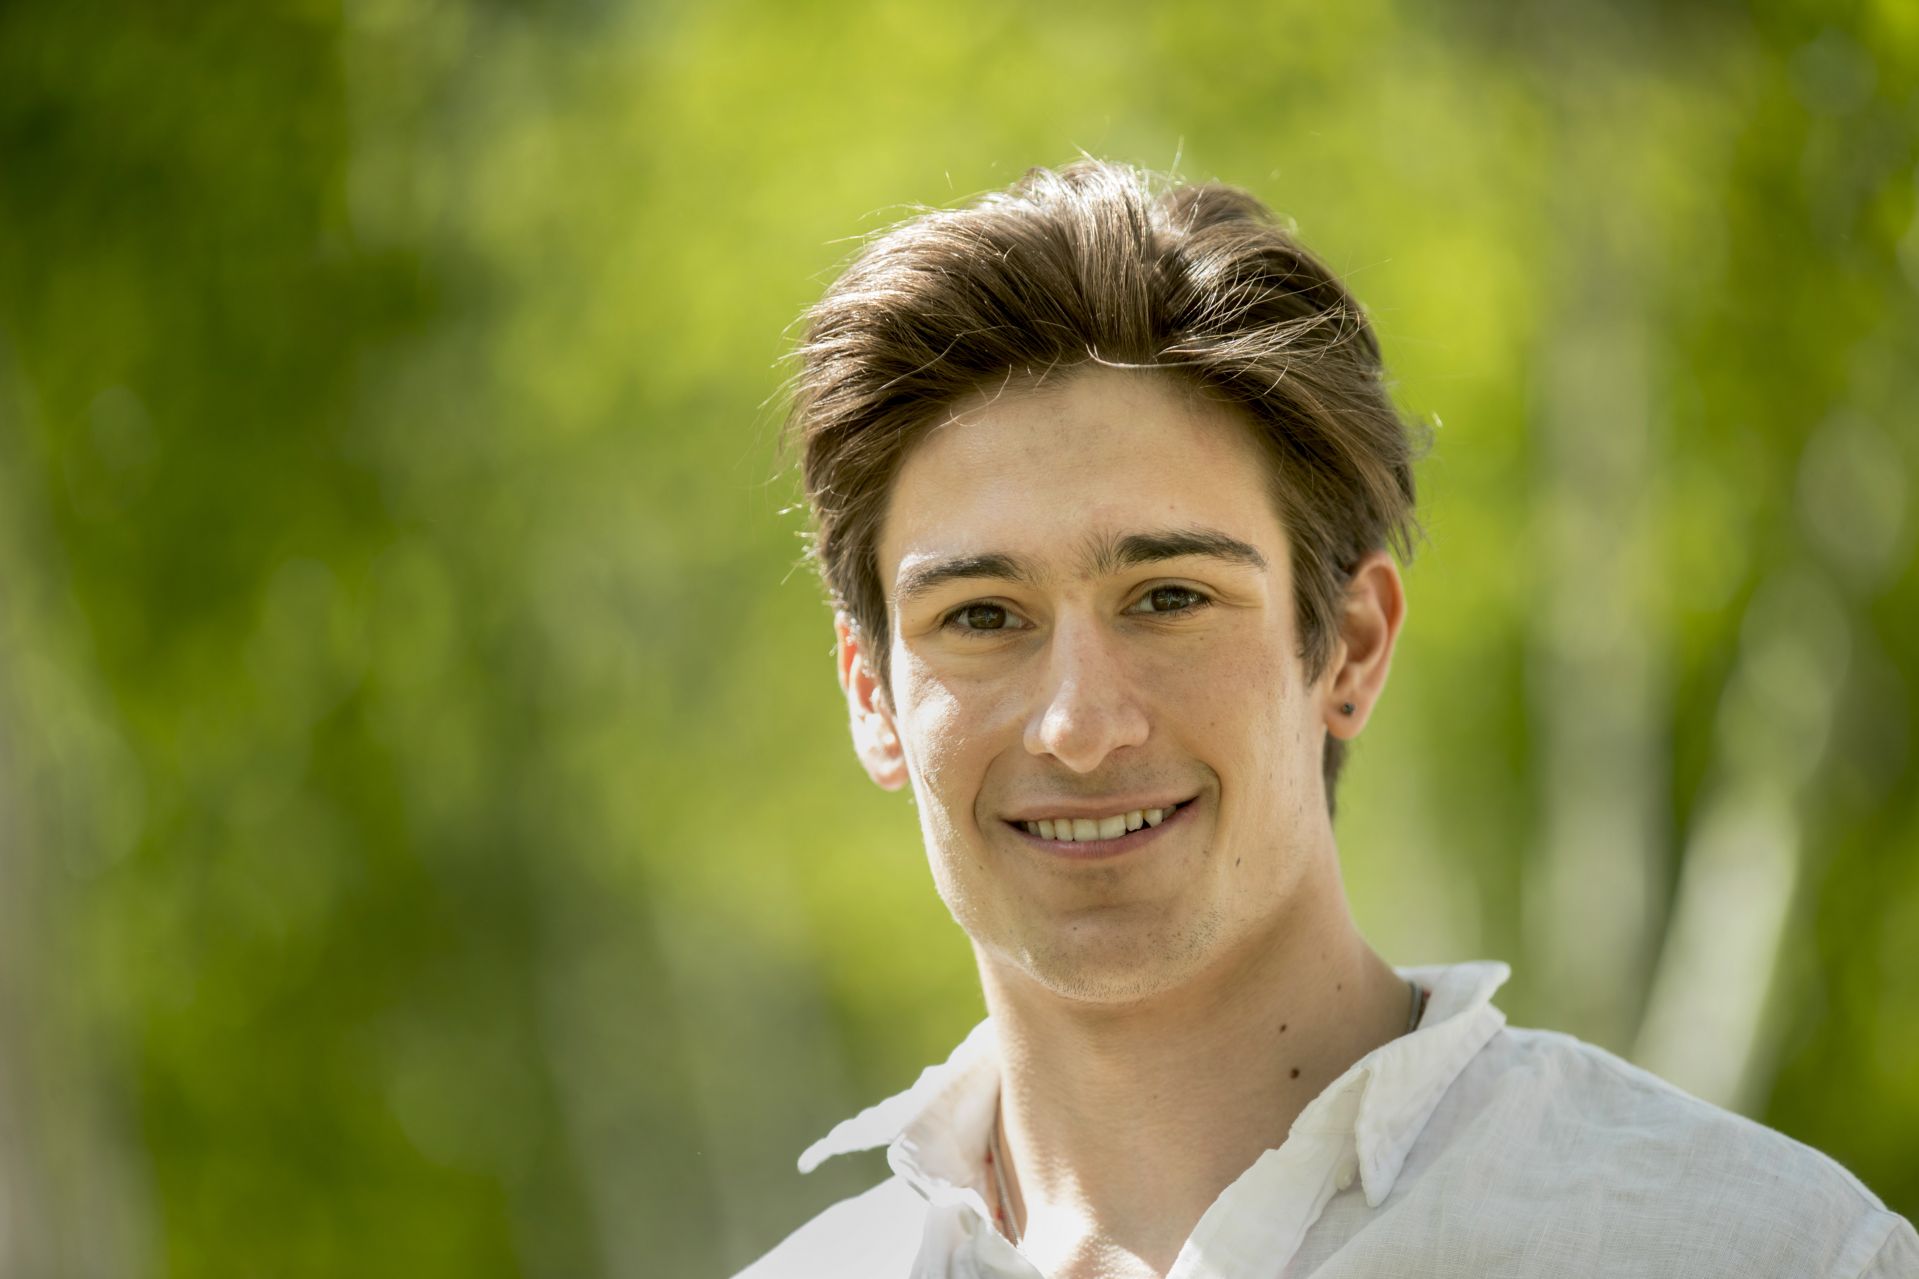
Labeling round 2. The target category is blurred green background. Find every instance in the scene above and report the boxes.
[2,0,1915,1274]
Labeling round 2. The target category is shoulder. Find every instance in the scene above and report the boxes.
[1408,1025,1910,1276]
[1463,1025,1883,1196]
[730,1175,927,1279]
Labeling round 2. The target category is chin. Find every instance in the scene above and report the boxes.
[995,905,1225,1006]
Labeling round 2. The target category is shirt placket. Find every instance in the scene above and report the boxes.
[1166,1086,1363,1279]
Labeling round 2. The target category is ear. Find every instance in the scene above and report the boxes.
[835,613,908,791]
[1323,550,1406,739]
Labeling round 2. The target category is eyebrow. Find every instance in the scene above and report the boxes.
[895,551,1038,606]
[893,525,1267,606]
[1089,527,1268,576]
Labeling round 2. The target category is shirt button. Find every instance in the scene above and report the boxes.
[1334,1152,1359,1191]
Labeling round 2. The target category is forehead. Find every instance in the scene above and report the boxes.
[877,366,1290,591]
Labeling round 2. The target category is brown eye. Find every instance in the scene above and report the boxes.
[1134,586,1207,614]
[956,603,1009,630]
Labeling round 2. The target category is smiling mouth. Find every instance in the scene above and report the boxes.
[1005,799,1196,847]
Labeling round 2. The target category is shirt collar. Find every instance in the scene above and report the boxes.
[799,960,1512,1212]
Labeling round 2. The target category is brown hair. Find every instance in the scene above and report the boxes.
[787,159,1423,809]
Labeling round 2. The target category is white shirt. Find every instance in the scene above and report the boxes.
[737,961,1918,1278]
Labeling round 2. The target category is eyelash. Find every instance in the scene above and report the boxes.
[938,603,1024,637]
[1130,585,1212,617]
[938,586,1213,636]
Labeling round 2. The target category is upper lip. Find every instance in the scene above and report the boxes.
[999,795,1196,822]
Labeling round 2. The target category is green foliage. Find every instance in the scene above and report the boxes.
[0,1,1913,1274]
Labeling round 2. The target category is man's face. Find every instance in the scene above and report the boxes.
[860,366,1345,1005]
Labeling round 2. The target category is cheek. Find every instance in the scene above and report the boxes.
[1146,627,1310,815]
[1149,627,1292,734]
[902,690,962,821]
[892,657,994,823]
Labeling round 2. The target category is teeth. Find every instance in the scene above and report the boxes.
[1021,804,1179,842]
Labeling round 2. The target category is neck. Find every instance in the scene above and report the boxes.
[975,864,1407,1279]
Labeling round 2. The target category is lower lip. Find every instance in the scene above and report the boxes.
[1008,801,1195,861]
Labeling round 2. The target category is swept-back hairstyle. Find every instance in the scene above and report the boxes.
[786,159,1423,808]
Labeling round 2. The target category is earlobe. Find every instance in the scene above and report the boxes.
[1324,551,1406,740]
[836,613,908,792]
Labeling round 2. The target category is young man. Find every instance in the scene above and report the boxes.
[741,161,1916,1278]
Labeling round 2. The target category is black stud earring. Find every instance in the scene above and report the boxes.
[1340,702,1356,716]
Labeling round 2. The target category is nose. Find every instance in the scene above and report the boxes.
[1024,615,1151,773]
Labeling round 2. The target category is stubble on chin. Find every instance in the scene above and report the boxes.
[993,903,1227,1007]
